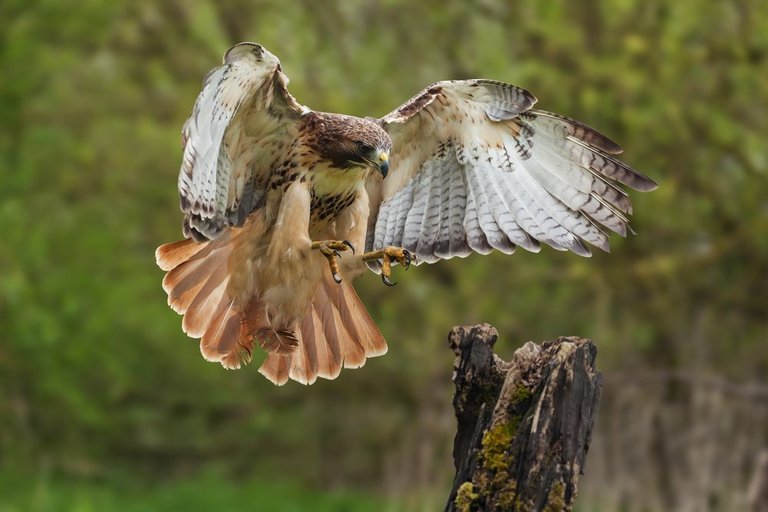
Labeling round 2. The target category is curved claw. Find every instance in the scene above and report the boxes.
[403,250,412,270]
[342,240,356,255]
[333,272,343,284]
[333,250,341,259]
[381,274,397,287]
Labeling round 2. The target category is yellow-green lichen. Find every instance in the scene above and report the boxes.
[543,481,567,512]
[495,487,520,510]
[477,419,518,498]
[510,384,532,406]
[454,481,479,512]
[480,420,516,473]
[473,384,535,510]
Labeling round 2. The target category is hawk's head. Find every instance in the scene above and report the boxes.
[223,42,283,72]
[307,113,392,178]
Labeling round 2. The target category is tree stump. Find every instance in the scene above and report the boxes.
[445,324,602,512]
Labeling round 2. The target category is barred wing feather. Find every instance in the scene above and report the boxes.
[178,42,305,241]
[367,79,657,264]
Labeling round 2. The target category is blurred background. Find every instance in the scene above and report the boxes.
[1,0,767,510]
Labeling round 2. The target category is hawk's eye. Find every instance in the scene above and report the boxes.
[356,141,373,155]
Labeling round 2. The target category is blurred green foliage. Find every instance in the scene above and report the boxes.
[1,0,767,510]
[0,470,383,512]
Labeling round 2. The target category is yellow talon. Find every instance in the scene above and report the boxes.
[311,240,355,283]
[360,246,414,286]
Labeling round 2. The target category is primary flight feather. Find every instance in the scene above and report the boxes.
[156,42,657,385]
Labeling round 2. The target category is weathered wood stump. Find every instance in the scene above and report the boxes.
[445,324,602,512]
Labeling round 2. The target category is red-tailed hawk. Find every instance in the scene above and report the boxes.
[156,42,657,385]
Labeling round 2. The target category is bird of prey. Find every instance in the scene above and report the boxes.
[156,42,657,385]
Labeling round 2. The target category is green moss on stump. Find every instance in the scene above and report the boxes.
[480,421,515,472]
[510,384,532,406]
[454,482,479,512]
[473,384,537,510]
[477,419,517,505]
[543,481,567,512]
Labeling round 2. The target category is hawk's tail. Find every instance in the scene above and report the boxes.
[156,235,387,385]
[156,234,262,369]
[258,272,388,385]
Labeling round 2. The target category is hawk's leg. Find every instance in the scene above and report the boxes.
[311,240,355,284]
[360,247,414,287]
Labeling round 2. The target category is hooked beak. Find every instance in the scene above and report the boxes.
[376,150,389,178]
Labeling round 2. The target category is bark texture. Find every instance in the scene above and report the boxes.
[446,324,602,512]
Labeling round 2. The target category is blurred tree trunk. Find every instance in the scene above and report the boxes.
[445,324,602,512]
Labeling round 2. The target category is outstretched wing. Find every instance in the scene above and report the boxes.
[179,42,306,241]
[366,80,657,263]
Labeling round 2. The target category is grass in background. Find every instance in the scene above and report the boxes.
[0,471,386,512]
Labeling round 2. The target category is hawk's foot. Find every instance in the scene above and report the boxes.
[311,240,355,284]
[360,246,415,286]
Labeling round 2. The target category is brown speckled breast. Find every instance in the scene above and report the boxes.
[309,189,356,223]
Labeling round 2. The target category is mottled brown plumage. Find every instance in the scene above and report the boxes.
[157,42,657,385]
[303,111,391,170]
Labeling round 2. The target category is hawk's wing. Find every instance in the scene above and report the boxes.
[366,80,657,263]
[179,42,306,241]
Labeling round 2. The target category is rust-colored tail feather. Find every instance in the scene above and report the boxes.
[258,273,388,386]
[182,269,230,338]
[158,235,258,370]
[156,238,211,271]
[258,353,292,386]
[160,234,230,316]
[158,235,387,385]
